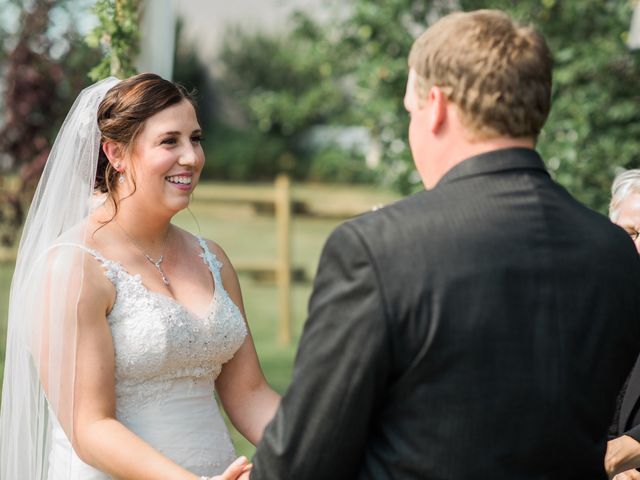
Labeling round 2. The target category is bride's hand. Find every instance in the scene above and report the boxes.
[613,471,640,480]
[203,456,252,480]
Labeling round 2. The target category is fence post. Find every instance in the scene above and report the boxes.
[274,174,292,345]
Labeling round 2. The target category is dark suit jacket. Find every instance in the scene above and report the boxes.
[615,356,640,442]
[251,148,640,479]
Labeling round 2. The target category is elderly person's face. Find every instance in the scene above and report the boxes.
[616,192,640,254]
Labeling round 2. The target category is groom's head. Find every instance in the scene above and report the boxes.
[404,10,553,188]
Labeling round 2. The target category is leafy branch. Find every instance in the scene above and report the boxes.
[86,0,141,80]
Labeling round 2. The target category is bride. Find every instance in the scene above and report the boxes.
[0,74,279,479]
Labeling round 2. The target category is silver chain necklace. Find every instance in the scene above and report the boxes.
[116,222,171,286]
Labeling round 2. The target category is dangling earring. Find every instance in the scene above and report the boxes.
[114,163,125,184]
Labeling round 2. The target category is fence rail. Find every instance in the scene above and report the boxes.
[0,175,376,345]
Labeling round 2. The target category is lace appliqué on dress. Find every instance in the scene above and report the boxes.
[46,238,245,477]
[74,239,248,420]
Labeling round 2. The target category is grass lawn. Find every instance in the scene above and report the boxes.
[0,181,400,459]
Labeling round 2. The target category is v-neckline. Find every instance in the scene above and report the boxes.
[142,282,218,322]
[108,257,219,322]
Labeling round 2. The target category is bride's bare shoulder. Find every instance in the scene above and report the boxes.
[45,222,116,316]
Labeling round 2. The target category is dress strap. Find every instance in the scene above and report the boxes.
[48,242,109,265]
[196,236,224,289]
[45,242,122,285]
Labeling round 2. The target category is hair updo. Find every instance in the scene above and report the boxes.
[94,72,197,195]
[610,169,640,222]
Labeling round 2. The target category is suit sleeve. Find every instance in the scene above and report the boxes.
[251,222,392,480]
[623,425,640,443]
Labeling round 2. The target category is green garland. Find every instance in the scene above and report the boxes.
[86,0,140,81]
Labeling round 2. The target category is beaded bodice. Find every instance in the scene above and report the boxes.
[79,237,247,420]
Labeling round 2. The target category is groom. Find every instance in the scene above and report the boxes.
[245,9,640,479]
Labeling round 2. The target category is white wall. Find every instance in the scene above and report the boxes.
[173,0,328,63]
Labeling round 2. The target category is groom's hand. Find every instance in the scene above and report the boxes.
[613,470,640,480]
[211,456,252,480]
[606,436,640,478]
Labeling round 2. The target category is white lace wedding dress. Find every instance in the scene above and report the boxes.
[46,237,247,479]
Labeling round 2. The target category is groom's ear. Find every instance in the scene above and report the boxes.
[102,141,126,168]
[427,85,448,135]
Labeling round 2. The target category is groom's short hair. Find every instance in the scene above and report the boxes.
[408,9,553,141]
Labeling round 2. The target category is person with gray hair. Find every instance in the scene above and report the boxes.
[610,169,640,254]
[606,169,640,479]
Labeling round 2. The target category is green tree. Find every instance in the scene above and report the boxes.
[173,18,215,132]
[328,1,430,191]
[0,0,99,248]
[543,0,637,212]
[457,0,640,211]
[86,0,140,80]
[218,0,640,211]
[333,0,640,209]
[216,12,354,180]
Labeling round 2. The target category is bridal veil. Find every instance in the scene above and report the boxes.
[0,77,120,479]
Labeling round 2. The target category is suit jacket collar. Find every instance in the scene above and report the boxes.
[620,356,640,433]
[437,147,549,187]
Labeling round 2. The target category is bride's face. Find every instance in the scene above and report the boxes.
[125,99,204,215]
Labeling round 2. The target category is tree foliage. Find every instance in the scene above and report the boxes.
[173,18,215,132]
[216,13,354,180]
[219,0,640,212]
[86,0,140,80]
[221,14,350,136]
[461,0,640,211]
[0,0,98,248]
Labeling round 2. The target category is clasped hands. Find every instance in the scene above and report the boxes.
[199,456,252,480]
[606,435,640,479]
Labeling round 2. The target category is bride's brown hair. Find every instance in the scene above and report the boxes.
[94,73,196,210]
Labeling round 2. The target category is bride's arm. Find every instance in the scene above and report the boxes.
[43,250,223,480]
[210,242,281,446]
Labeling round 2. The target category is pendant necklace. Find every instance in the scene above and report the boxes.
[117,222,171,286]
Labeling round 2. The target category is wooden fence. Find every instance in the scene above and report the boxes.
[0,175,372,345]
[194,174,366,345]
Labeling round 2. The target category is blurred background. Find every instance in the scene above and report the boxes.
[1,0,639,458]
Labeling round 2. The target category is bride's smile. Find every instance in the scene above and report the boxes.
[106,98,205,216]
[166,174,193,187]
